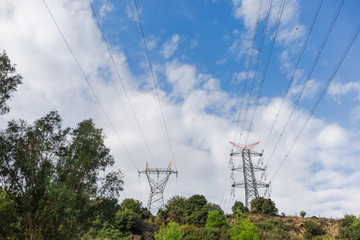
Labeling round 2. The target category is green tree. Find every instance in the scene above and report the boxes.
[115,208,141,233]
[0,188,22,238]
[184,194,208,225]
[300,210,307,218]
[120,198,142,215]
[206,210,228,229]
[232,201,248,215]
[250,197,278,216]
[228,213,259,240]
[155,221,184,240]
[338,215,360,240]
[164,195,187,218]
[204,203,224,214]
[0,50,22,115]
[0,112,123,240]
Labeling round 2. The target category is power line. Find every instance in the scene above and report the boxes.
[232,0,264,145]
[261,0,324,157]
[264,0,345,167]
[133,0,177,170]
[223,0,264,210]
[244,0,287,145]
[269,22,360,183]
[89,0,158,168]
[238,0,274,145]
[42,0,139,171]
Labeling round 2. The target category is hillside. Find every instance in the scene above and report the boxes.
[132,213,340,240]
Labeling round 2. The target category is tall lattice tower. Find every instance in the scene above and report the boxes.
[139,162,178,214]
[229,141,269,208]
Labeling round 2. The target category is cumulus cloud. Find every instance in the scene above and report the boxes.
[161,34,181,59]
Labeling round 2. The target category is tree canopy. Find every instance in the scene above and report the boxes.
[0,50,22,115]
[0,111,123,239]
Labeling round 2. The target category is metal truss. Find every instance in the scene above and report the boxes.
[229,142,269,208]
[139,162,178,214]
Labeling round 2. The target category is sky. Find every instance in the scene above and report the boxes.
[0,0,359,218]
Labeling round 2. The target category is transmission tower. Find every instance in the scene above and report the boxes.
[229,141,269,208]
[139,162,178,214]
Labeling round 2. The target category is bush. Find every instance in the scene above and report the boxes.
[184,227,219,240]
[184,195,208,225]
[115,208,141,233]
[206,210,228,228]
[155,221,184,240]
[232,201,248,215]
[120,198,142,215]
[250,197,278,216]
[228,213,259,240]
[164,196,187,218]
[338,215,360,240]
[303,221,326,239]
[255,220,290,240]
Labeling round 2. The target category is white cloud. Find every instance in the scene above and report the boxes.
[99,0,114,19]
[232,71,255,84]
[161,34,181,59]
[289,79,320,100]
[0,0,359,219]
[328,81,360,102]
[350,105,360,123]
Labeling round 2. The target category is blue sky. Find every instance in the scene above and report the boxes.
[0,0,359,217]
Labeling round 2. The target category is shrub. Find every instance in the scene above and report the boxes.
[155,221,184,240]
[303,221,326,239]
[120,198,142,215]
[184,195,208,225]
[115,208,141,233]
[164,196,187,218]
[184,227,219,240]
[206,210,228,228]
[338,215,360,240]
[228,213,259,240]
[250,197,278,216]
[232,201,248,215]
[255,220,290,240]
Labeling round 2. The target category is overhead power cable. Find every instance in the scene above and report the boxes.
[238,0,274,145]
[89,0,158,168]
[264,0,345,167]
[232,0,264,145]
[269,22,360,184]
[222,0,264,210]
[133,0,177,170]
[42,0,139,171]
[261,0,324,156]
[244,0,287,145]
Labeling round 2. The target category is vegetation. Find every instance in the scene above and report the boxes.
[0,50,22,115]
[229,213,259,240]
[154,221,184,240]
[338,215,360,240]
[206,210,228,229]
[0,53,359,239]
[0,112,124,239]
[232,201,249,214]
[250,197,278,216]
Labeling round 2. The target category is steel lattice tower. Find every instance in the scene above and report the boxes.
[229,141,269,208]
[139,162,178,214]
